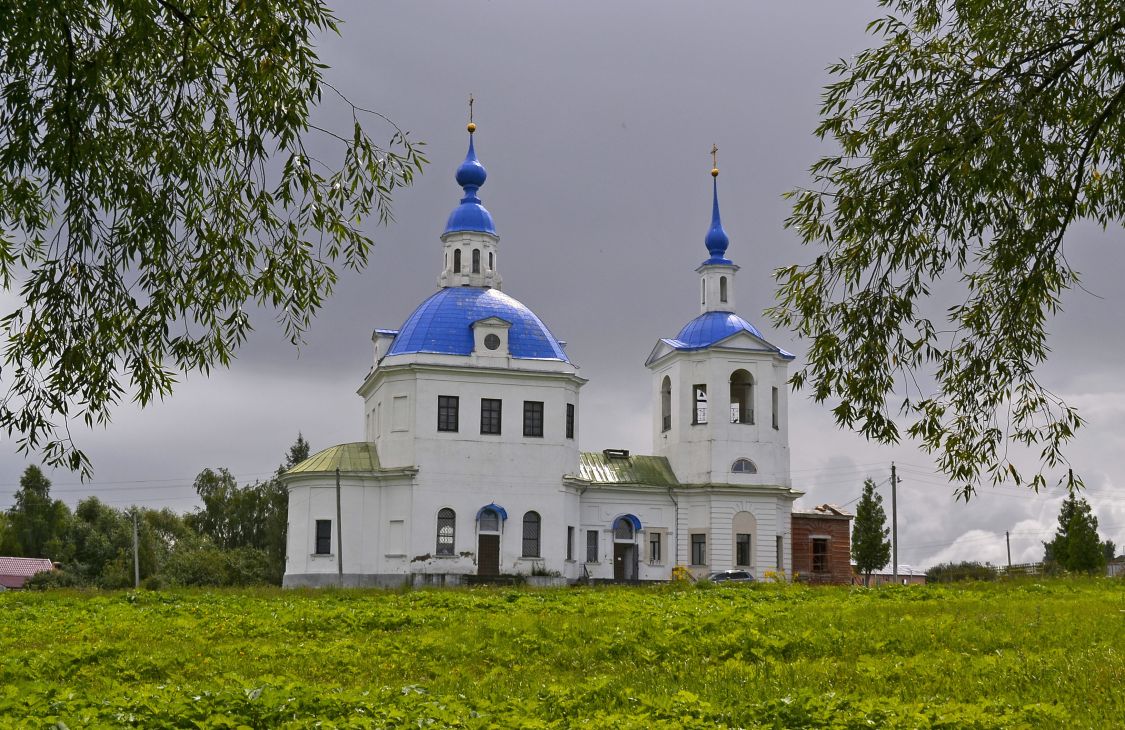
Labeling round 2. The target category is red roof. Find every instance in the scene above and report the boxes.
[0,556,54,589]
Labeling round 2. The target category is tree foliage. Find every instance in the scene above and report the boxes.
[851,478,892,585]
[0,1,425,476]
[1042,493,1107,573]
[2,464,70,558]
[773,0,1125,498]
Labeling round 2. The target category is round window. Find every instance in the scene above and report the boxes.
[484,333,501,350]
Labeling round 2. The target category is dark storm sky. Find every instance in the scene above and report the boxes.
[2,1,1122,567]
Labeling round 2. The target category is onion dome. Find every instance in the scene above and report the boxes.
[703,167,731,265]
[443,124,497,236]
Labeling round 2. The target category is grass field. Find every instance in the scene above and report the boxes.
[1,578,1123,728]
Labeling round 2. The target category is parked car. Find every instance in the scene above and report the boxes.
[707,570,755,583]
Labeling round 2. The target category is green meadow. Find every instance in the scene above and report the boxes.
[1,579,1122,728]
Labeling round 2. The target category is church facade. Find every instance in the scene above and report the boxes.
[282,123,811,588]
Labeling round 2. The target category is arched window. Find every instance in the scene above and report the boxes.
[720,276,728,303]
[733,511,757,568]
[453,248,462,273]
[731,458,757,474]
[522,511,541,558]
[472,248,481,273]
[729,369,754,424]
[660,376,672,432]
[436,508,456,556]
[488,251,494,270]
[613,517,635,542]
[701,279,706,306]
[478,508,500,533]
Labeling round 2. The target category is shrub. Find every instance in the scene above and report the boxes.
[925,561,997,583]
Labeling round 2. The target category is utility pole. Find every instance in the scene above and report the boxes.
[1006,530,1012,571]
[132,509,140,589]
[335,467,343,584]
[891,462,898,585]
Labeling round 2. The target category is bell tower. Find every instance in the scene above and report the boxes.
[645,152,794,488]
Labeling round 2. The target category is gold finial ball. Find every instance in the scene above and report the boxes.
[711,167,719,178]
[467,122,477,133]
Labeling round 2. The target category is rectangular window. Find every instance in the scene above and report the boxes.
[523,400,544,437]
[649,532,662,564]
[776,535,784,573]
[567,526,574,561]
[812,538,829,573]
[315,520,332,555]
[691,533,707,566]
[586,529,599,562]
[692,384,708,425]
[772,387,779,429]
[480,398,502,435]
[566,403,575,439]
[736,533,752,567]
[437,395,459,432]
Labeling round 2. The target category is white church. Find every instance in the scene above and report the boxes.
[282,122,805,587]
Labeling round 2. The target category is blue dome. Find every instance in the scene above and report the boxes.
[387,287,569,361]
[444,132,497,236]
[675,312,761,348]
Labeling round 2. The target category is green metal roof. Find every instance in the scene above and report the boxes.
[286,442,382,475]
[577,451,679,487]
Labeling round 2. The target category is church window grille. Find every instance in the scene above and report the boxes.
[566,403,575,439]
[736,533,752,567]
[729,370,754,424]
[480,398,502,435]
[472,248,481,273]
[772,387,780,429]
[586,530,598,562]
[484,333,501,350]
[436,508,456,556]
[660,376,671,432]
[478,508,500,533]
[720,276,728,303]
[315,520,332,555]
[692,384,708,425]
[453,248,461,273]
[522,511,541,558]
[649,533,662,564]
[437,396,459,432]
[523,401,544,437]
[691,533,707,565]
[732,458,757,474]
[812,538,829,573]
[613,517,634,541]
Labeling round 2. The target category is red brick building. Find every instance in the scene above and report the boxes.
[791,505,852,585]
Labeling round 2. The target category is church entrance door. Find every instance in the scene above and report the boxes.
[477,534,500,576]
[613,543,637,581]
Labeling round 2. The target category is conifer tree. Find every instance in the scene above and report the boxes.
[1043,493,1106,574]
[851,478,891,586]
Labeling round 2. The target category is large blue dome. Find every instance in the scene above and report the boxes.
[387,287,569,361]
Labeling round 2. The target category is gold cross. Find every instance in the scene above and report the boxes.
[711,144,718,169]
[469,94,475,123]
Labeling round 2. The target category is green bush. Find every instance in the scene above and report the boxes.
[925,561,997,582]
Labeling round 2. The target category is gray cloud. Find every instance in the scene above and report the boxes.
[3,0,1122,566]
